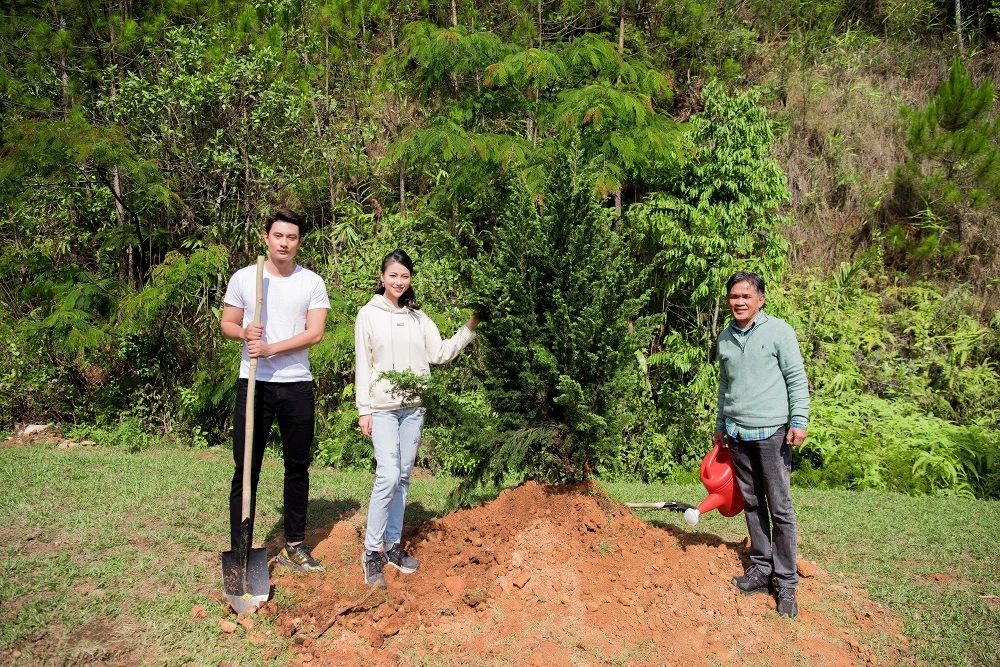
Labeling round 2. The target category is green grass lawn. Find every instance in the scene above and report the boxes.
[1,441,997,665]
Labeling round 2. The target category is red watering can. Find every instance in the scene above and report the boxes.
[683,441,744,526]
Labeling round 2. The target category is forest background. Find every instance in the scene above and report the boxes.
[2,0,1000,500]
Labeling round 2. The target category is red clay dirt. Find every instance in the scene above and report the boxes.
[269,481,907,666]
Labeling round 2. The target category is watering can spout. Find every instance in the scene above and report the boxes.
[697,491,727,515]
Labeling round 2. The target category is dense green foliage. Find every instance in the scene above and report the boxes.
[465,142,650,485]
[2,0,999,500]
[622,81,791,480]
[789,266,1000,498]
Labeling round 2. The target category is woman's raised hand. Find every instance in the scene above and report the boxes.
[467,304,490,330]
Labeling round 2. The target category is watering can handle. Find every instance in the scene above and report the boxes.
[700,441,724,482]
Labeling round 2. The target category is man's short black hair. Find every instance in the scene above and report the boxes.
[266,208,305,235]
[726,271,765,296]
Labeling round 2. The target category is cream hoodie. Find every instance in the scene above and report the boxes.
[354,295,476,415]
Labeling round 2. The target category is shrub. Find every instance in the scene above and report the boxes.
[462,140,652,492]
[796,392,999,499]
[788,265,1000,498]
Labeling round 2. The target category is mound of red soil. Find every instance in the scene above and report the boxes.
[271,481,906,666]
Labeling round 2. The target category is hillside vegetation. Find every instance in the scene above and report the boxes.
[2,0,999,497]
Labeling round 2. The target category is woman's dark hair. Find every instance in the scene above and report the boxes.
[726,271,765,297]
[375,249,420,310]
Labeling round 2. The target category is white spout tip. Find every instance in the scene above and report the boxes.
[684,508,700,526]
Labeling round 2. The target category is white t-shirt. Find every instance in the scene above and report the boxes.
[224,264,331,382]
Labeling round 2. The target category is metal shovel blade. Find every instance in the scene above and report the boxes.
[221,520,269,614]
[625,501,696,512]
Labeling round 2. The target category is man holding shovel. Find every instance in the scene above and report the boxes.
[714,271,809,618]
[221,208,330,573]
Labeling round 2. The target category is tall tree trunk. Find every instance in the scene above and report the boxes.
[531,0,542,145]
[323,35,335,229]
[450,0,459,96]
[955,0,965,54]
[112,167,131,283]
[243,103,252,256]
[537,0,542,47]
[614,0,625,218]
[399,159,407,219]
[618,1,625,55]
[59,14,69,118]
[108,14,131,284]
[391,16,406,219]
[528,85,539,147]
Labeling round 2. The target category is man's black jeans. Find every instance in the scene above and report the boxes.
[230,379,315,551]
[727,426,800,589]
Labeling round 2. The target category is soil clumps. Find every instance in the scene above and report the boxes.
[272,480,906,666]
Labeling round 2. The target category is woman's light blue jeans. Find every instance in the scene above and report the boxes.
[364,407,425,554]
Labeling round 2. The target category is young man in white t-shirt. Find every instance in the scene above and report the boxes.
[220,208,331,572]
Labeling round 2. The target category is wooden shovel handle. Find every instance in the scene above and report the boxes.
[241,256,265,522]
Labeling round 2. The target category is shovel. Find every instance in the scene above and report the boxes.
[221,255,270,614]
[625,441,745,527]
[625,501,696,511]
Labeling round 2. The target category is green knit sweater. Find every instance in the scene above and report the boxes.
[714,311,810,431]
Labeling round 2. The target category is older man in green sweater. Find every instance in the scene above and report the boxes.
[713,271,809,619]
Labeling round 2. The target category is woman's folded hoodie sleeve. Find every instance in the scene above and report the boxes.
[355,310,373,416]
[421,313,475,365]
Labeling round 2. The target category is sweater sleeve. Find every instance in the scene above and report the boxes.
[714,334,728,433]
[422,313,475,365]
[354,311,373,416]
[777,325,810,425]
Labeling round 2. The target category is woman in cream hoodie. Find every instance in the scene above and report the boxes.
[355,249,479,588]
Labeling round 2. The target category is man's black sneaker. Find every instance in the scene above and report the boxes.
[731,565,772,595]
[776,586,798,618]
[385,543,420,574]
[276,543,325,573]
[363,550,387,588]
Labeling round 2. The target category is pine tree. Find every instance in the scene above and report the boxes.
[461,139,651,490]
[383,23,684,219]
[889,57,1000,281]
